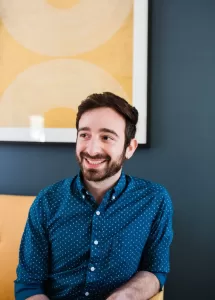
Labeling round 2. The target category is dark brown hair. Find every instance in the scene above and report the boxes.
[76,92,138,147]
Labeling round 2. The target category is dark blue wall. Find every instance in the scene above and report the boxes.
[1,1,215,299]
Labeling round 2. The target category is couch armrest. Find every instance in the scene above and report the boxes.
[150,289,164,300]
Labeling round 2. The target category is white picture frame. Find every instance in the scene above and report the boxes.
[0,0,148,144]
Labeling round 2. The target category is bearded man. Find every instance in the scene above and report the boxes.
[15,92,173,300]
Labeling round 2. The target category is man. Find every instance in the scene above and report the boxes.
[15,92,173,300]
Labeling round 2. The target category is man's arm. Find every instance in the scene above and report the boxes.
[106,271,160,300]
[107,188,173,300]
[15,192,49,300]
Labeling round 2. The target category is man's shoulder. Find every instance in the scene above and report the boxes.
[128,174,166,192]
[32,176,75,206]
[43,177,74,194]
[127,174,172,206]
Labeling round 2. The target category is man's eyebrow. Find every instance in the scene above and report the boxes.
[78,127,119,138]
[99,128,119,138]
[78,127,91,132]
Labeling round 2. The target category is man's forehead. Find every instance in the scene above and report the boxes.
[79,108,125,127]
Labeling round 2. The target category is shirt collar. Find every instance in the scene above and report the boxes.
[75,171,127,202]
[111,171,126,200]
[75,171,85,196]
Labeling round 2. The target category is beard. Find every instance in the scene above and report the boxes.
[76,150,126,182]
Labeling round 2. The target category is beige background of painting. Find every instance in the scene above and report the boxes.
[0,0,133,128]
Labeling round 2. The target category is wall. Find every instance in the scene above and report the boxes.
[1,0,215,299]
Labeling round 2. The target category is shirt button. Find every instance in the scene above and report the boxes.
[90,266,95,271]
[82,195,85,199]
[96,211,100,215]
[112,195,116,200]
[94,240,98,245]
[85,292,89,296]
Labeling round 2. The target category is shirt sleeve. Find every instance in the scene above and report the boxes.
[14,191,49,300]
[139,188,173,289]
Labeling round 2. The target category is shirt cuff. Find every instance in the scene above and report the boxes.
[15,282,45,300]
[151,272,167,291]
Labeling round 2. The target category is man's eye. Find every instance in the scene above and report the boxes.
[79,133,87,138]
[102,135,112,141]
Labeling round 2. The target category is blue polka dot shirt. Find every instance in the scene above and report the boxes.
[15,172,173,300]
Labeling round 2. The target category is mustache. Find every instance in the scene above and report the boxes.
[80,152,110,161]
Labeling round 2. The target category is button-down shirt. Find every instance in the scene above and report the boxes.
[15,172,173,300]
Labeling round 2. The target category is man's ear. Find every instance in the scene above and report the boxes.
[125,138,138,159]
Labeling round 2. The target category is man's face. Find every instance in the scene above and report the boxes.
[76,107,126,182]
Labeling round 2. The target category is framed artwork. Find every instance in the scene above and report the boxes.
[0,0,148,144]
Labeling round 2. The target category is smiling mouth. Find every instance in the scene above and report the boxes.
[86,158,106,164]
[84,158,107,167]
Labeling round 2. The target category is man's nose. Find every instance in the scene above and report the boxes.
[86,138,101,156]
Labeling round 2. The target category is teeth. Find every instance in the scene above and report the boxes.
[86,159,105,165]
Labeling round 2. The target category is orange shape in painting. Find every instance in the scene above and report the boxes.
[44,107,77,128]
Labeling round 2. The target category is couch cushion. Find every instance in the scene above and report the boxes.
[0,195,35,300]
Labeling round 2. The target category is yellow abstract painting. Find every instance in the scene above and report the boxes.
[0,0,148,143]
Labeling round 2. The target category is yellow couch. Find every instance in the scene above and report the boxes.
[0,195,164,300]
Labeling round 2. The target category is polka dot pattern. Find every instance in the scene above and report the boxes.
[15,172,173,300]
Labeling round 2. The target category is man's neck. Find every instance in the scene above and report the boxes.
[83,170,122,204]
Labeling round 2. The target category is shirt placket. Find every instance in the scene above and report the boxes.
[83,192,112,298]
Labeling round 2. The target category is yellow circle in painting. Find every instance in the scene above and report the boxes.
[47,0,79,9]
[44,107,77,128]
[0,59,128,127]
[1,0,133,56]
